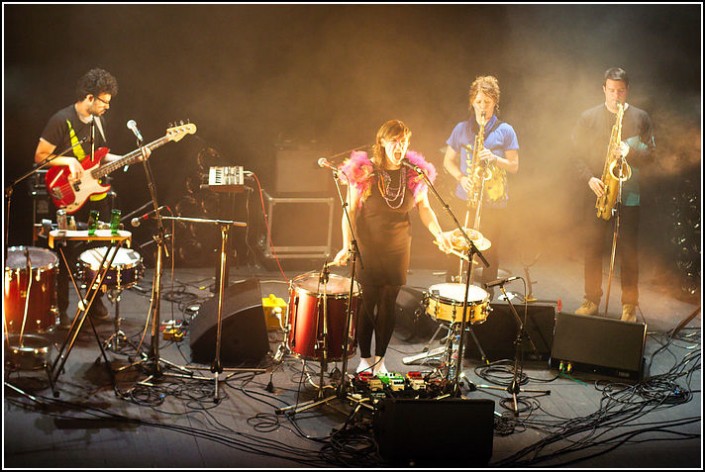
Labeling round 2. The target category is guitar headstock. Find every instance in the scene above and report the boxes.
[166,122,197,142]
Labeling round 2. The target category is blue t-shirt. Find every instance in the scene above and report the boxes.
[446,115,519,208]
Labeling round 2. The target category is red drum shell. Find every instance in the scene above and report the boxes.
[4,246,58,334]
[286,272,360,361]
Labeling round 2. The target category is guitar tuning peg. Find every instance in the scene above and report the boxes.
[179,120,184,126]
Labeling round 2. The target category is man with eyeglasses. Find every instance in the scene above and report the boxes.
[34,68,122,328]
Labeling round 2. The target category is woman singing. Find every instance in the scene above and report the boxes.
[333,119,453,374]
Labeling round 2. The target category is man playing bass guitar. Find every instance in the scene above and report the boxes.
[34,68,147,327]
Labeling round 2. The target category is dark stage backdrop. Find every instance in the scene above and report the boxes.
[3,5,701,276]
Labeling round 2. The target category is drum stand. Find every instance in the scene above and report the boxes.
[102,288,133,352]
[476,281,551,415]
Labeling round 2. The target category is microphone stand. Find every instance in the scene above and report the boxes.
[403,162,490,394]
[160,215,263,403]
[277,165,373,416]
[123,140,194,386]
[477,279,551,416]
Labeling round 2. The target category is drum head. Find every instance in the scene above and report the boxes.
[292,272,360,296]
[79,247,143,269]
[428,283,488,304]
[5,246,58,271]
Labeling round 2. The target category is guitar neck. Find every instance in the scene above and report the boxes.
[91,136,171,179]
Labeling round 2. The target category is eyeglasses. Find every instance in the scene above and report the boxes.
[93,95,111,105]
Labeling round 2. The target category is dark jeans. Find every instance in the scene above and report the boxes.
[583,204,640,305]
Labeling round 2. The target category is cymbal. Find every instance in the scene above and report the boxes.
[449,227,491,252]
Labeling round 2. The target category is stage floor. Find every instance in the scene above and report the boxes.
[3,248,702,468]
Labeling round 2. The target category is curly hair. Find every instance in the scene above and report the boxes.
[468,75,501,113]
[75,68,118,101]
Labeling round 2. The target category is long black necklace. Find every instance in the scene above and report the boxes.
[377,167,407,209]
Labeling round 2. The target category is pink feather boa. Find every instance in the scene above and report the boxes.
[338,150,436,206]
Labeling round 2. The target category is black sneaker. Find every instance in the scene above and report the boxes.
[88,297,110,321]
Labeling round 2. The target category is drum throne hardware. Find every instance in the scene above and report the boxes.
[404,161,492,394]
[476,277,551,416]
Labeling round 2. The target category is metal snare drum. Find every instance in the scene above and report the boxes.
[78,247,144,291]
[425,283,490,325]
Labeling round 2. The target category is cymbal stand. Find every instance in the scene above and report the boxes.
[161,215,262,403]
[478,279,551,415]
[403,162,491,384]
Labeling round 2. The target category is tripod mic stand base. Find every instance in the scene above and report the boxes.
[402,346,446,365]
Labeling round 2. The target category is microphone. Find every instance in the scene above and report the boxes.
[127,120,144,142]
[400,159,424,174]
[317,157,339,172]
[484,276,520,288]
[131,205,167,227]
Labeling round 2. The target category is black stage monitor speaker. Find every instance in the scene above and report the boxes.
[394,286,438,342]
[464,302,556,362]
[374,397,495,467]
[550,312,647,381]
[189,278,270,366]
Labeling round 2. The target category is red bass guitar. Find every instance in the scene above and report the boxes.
[45,123,196,214]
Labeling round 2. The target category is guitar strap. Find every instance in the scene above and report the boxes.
[93,116,106,143]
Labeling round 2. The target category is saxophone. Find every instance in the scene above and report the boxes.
[596,102,632,220]
[465,112,491,209]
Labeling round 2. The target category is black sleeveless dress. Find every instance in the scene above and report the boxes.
[355,167,415,286]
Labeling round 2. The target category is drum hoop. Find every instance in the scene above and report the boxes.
[79,248,143,271]
[428,284,488,305]
[294,287,359,299]
[5,264,58,275]
[291,272,360,297]
[430,294,485,306]
[5,247,59,273]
